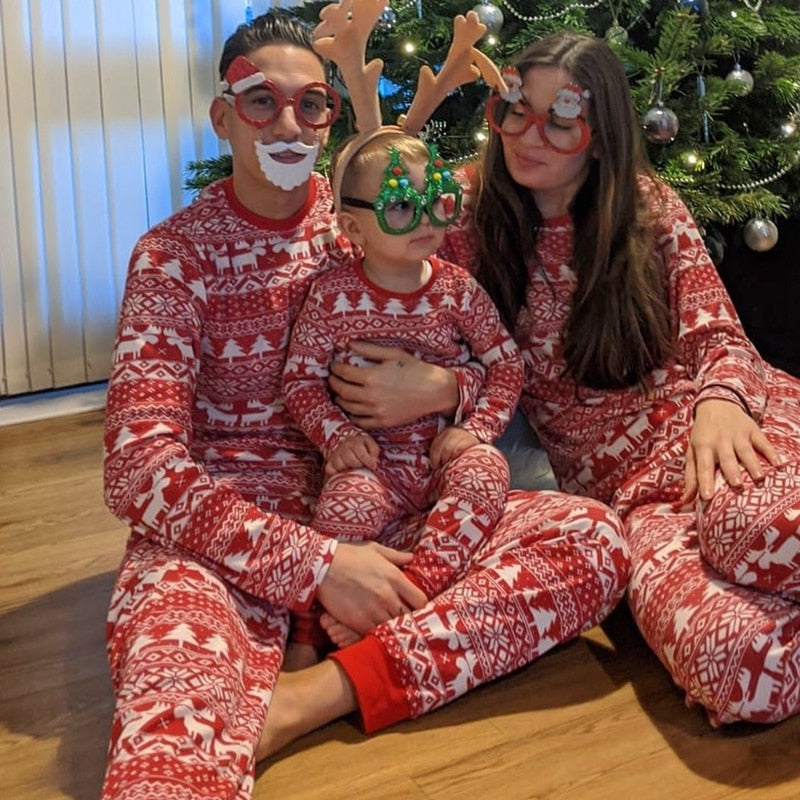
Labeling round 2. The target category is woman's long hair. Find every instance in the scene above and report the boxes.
[473,32,673,389]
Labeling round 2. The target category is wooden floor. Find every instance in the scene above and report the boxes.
[2,409,800,800]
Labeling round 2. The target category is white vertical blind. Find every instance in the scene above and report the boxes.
[0,0,270,397]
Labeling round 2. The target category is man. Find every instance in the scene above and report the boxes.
[101,11,629,799]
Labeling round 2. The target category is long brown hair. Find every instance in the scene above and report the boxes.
[473,32,672,389]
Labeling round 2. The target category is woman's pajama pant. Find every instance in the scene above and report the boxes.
[624,367,800,725]
[101,490,629,799]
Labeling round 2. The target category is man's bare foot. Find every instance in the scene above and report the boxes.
[320,612,362,648]
[256,660,358,761]
[282,641,322,672]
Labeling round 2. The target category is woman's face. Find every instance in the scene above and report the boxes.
[499,65,592,218]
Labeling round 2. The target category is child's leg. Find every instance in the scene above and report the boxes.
[406,443,510,598]
[289,469,405,653]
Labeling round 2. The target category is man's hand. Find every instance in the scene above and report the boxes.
[329,341,458,429]
[316,542,428,636]
[683,398,780,502]
[429,426,480,468]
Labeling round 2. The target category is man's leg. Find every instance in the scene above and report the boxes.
[103,539,286,800]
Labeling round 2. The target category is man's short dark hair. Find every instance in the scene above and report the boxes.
[218,11,324,81]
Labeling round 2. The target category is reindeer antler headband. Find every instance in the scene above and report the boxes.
[313,0,511,212]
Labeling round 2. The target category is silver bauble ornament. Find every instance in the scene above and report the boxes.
[643,103,680,143]
[376,6,397,31]
[726,64,754,95]
[680,149,705,172]
[605,24,628,47]
[743,218,779,252]
[472,1,504,36]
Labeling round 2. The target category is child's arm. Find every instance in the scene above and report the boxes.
[283,286,364,455]
[325,432,380,476]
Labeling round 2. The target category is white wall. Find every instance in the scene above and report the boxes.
[0,0,283,397]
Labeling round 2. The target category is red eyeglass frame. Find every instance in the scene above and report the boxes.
[485,93,592,155]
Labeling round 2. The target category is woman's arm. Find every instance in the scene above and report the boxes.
[656,185,777,498]
[328,340,484,429]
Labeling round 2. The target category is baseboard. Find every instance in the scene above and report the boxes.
[0,382,107,427]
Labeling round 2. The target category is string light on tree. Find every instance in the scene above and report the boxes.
[779,107,800,139]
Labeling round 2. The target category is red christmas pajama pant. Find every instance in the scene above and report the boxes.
[626,371,800,725]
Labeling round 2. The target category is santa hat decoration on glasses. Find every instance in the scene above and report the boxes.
[312,0,513,219]
[221,55,342,130]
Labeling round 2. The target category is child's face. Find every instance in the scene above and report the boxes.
[343,156,449,268]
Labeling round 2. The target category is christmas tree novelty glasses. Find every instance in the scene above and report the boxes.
[222,56,341,130]
[486,75,592,155]
[341,145,463,235]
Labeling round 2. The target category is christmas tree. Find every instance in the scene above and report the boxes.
[187,0,800,252]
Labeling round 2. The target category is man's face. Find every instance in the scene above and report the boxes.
[212,43,332,192]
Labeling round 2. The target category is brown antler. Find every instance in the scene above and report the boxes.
[313,0,386,132]
[401,11,502,135]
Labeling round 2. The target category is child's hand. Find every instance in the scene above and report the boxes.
[325,433,380,477]
[430,426,480,468]
[683,398,780,502]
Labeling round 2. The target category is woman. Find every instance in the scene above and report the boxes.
[440,30,800,726]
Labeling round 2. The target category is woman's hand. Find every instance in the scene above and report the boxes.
[683,398,780,502]
[328,341,459,429]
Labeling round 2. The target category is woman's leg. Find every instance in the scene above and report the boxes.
[697,373,800,598]
[103,538,286,800]
[260,489,629,751]
[626,500,800,726]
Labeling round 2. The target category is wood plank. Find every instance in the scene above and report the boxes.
[2,410,799,800]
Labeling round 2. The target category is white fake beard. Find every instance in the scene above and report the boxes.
[254,139,320,190]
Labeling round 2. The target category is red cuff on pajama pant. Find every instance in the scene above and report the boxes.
[328,634,411,734]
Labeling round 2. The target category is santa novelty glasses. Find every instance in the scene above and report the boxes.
[486,74,591,155]
[221,55,341,130]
